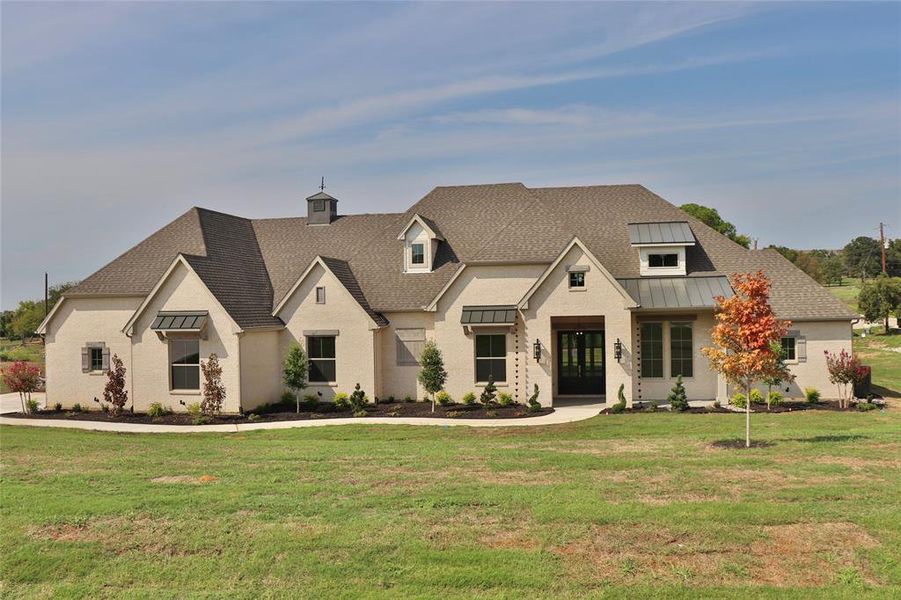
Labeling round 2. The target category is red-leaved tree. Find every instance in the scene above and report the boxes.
[201,353,225,416]
[702,271,791,447]
[823,349,865,409]
[103,354,128,416]
[1,361,42,413]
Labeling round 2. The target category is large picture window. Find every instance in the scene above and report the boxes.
[640,323,663,378]
[308,336,336,382]
[670,322,693,377]
[170,339,200,390]
[475,334,506,382]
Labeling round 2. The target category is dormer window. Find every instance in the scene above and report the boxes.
[397,213,444,274]
[628,221,695,277]
[313,200,325,212]
[649,253,678,268]
[411,244,425,265]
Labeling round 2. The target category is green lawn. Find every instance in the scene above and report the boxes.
[0,338,45,394]
[2,410,899,598]
[827,278,862,314]
[855,330,901,397]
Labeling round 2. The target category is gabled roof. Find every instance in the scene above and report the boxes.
[396,214,444,241]
[60,183,854,325]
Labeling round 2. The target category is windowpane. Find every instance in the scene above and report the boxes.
[649,254,678,268]
[476,358,506,382]
[308,336,336,382]
[475,334,506,382]
[90,347,104,371]
[781,337,796,361]
[670,323,693,378]
[569,272,585,287]
[308,336,335,359]
[316,287,325,304]
[310,359,336,382]
[411,244,425,265]
[170,339,200,389]
[314,200,325,212]
[640,323,663,378]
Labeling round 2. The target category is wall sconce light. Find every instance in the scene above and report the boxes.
[614,338,623,362]
[533,339,541,362]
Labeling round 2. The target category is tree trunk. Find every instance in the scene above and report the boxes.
[885,314,890,334]
[19,392,25,413]
[296,392,300,414]
[745,382,751,448]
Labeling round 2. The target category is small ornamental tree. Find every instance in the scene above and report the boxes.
[283,342,308,413]
[201,353,226,416]
[667,375,689,411]
[824,349,866,409]
[349,383,368,413]
[858,276,901,333]
[417,340,447,413]
[103,354,128,416]
[480,375,497,406]
[702,271,790,448]
[527,384,541,412]
[1,360,42,413]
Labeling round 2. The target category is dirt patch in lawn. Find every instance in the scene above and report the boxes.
[8,399,552,424]
[553,521,881,586]
[150,474,218,484]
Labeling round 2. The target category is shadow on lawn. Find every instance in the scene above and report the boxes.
[782,434,869,444]
[709,439,776,449]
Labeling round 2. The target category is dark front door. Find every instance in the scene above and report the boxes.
[557,330,605,395]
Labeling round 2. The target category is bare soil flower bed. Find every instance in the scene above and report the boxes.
[6,399,553,425]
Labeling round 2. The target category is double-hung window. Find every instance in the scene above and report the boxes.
[90,347,104,371]
[475,334,506,382]
[411,243,425,265]
[670,322,693,377]
[308,336,336,383]
[640,323,663,378]
[170,339,200,390]
[780,336,796,361]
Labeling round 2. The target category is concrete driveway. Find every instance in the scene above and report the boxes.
[1,392,46,414]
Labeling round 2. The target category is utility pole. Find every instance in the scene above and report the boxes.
[44,273,49,347]
[879,222,887,275]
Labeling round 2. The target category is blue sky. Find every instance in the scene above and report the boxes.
[2,1,899,308]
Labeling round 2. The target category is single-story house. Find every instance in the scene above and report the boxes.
[37,183,855,412]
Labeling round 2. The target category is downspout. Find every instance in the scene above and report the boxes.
[125,328,135,412]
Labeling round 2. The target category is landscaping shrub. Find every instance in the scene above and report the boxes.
[462,392,476,406]
[749,388,764,404]
[280,391,295,405]
[712,400,722,409]
[731,393,747,409]
[856,402,878,412]
[148,403,171,418]
[526,384,540,412]
[404,395,414,403]
[610,384,627,413]
[349,383,368,412]
[644,402,658,412]
[352,409,368,417]
[103,354,128,416]
[387,396,395,403]
[804,387,821,404]
[436,390,452,406]
[497,392,513,407]
[2,360,42,413]
[53,402,62,412]
[302,394,319,410]
[186,402,202,417]
[334,392,350,411]
[247,413,260,422]
[767,390,784,408]
[25,397,40,414]
[200,353,225,416]
[479,376,497,406]
[100,403,109,414]
[667,376,689,411]
[72,403,83,413]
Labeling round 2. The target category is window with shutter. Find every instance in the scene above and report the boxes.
[396,329,426,365]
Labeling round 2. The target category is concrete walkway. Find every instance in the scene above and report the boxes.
[0,393,603,433]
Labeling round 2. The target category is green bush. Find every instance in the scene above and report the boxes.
[72,403,83,413]
[53,402,62,412]
[186,402,202,417]
[100,403,110,414]
[667,376,689,411]
[462,392,476,405]
[479,376,497,405]
[247,413,260,422]
[644,402,658,412]
[349,383,368,412]
[334,392,350,411]
[712,400,721,409]
[610,384,627,413]
[280,391,296,406]
[387,396,396,403]
[767,391,784,407]
[436,390,452,406]
[404,395,414,403]
[526,384,541,412]
[192,415,210,425]
[497,392,513,407]
[302,394,319,410]
[25,397,40,414]
[804,387,821,404]
[749,389,764,404]
[856,402,878,412]
[352,409,368,417]
[147,402,171,418]
[731,393,747,409]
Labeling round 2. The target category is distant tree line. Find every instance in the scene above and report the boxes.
[0,281,79,343]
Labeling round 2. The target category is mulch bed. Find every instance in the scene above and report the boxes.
[601,399,884,415]
[6,399,553,425]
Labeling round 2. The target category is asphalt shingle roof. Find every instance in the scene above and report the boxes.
[67,183,855,327]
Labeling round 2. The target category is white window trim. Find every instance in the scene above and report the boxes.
[639,246,686,276]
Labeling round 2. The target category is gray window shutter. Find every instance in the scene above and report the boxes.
[796,336,807,363]
[81,347,90,372]
[101,347,111,372]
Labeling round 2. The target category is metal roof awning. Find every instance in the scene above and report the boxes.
[461,305,517,326]
[151,311,209,332]
[628,221,695,245]
[616,276,733,310]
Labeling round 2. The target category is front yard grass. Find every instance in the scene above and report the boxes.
[855,330,901,397]
[2,408,899,597]
[827,278,862,314]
